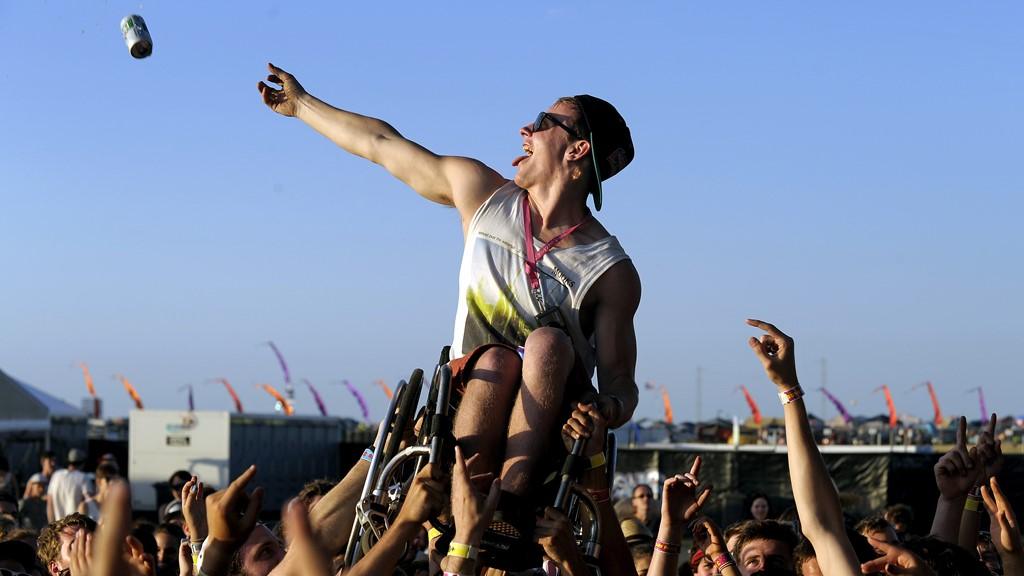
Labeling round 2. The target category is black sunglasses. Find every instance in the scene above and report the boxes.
[533,112,584,141]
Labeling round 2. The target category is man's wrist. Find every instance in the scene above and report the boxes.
[453,529,484,548]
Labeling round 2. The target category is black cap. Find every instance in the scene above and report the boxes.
[571,95,634,211]
[0,539,38,571]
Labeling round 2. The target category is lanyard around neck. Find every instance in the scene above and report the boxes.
[522,193,589,294]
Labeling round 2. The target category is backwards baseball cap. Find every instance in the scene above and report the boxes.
[67,448,86,465]
[571,94,634,211]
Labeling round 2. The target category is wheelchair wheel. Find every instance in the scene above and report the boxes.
[381,368,423,467]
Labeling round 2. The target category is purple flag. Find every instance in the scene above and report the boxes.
[818,387,852,424]
[342,380,370,422]
[303,379,329,417]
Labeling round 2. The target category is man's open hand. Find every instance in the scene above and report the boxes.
[258,63,307,117]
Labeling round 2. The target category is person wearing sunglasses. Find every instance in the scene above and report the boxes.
[259,64,639,532]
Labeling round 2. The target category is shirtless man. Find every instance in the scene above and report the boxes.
[258,64,640,506]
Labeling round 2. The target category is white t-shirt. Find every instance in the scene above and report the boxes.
[46,468,87,521]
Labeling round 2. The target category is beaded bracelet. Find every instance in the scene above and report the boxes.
[448,542,479,560]
[778,385,804,406]
[714,553,736,571]
[654,539,682,554]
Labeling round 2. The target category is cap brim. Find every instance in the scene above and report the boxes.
[589,135,603,211]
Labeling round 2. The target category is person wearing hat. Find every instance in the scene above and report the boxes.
[46,449,88,523]
[18,473,48,530]
[259,66,640,515]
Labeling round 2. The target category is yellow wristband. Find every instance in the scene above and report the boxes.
[447,542,478,560]
[428,527,443,541]
[588,451,607,470]
[964,497,981,512]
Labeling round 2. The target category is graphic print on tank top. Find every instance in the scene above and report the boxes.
[460,234,570,353]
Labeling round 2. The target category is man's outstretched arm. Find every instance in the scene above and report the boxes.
[258,63,505,222]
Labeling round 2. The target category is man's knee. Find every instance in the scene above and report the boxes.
[465,345,522,388]
[523,327,574,366]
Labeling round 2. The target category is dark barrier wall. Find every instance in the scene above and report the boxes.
[615,448,1023,537]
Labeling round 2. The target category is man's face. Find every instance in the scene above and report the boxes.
[695,555,717,576]
[631,486,654,519]
[738,538,793,576]
[239,525,285,576]
[514,101,581,191]
[52,527,80,575]
[42,457,56,474]
[799,557,823,576]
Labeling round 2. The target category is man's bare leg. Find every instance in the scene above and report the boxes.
[500,327,574,496]
[453,346,520,475]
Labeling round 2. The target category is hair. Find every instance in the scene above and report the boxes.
[724,519,753,543]
[729,519,798,559]
[745,492,773,519]
[37,513,97,568]
[297,478,335,507]
[41,450,56,460]
[884,504,914,529]
[3,527,39,545]
[855,515,892,537]
[155,522,185,541]
[793,539,816,576]
[168,470,191,485]
[903,536,989,576]
[0,515,18,539]
[95,462,119,483]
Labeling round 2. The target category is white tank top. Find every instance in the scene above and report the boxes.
[451,182,630,378]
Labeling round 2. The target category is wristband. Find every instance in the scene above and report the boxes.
[428,527,443,541]
[964,496,981,512]
[587,488,610,503]
[778,386,804,405]
[714,553,736,570]
[654,539,682,554]
[588,451,607,470]
[360,447,374,463]
[447,542,479,560]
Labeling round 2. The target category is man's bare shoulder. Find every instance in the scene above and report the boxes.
[441,156,508,224]
[590,259,641,312]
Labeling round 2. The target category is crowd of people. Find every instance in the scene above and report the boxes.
[0,322,1017,576]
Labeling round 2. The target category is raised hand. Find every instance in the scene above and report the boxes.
[976,413,1004,481]
[268,499,332,576]
[934,417,979,500]
[181,475,208,542]
[746,319,799,390]
[661,456,712,526]
[395,463,446,529]
[692,517,728,558]
[68,529,92,576]
[178,540,195,576]
[451,446,501,545]
[981,477,1022,561]
[859,538,936,576]
[561,401,608,457]
[258,63,308,117]
[91,480,149,576]
[534,507,587,575]
[206,465,264,546]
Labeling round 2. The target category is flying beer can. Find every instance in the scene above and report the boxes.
[120,14,153,59]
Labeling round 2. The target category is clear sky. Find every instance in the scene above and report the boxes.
[2,1,1021,424]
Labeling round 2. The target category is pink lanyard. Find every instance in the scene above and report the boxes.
[522,193,589,297]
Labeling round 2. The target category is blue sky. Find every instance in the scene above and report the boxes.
[2,1,1021,424]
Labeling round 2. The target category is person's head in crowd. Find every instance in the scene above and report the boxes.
[24,474,47,500]
[724,520,752,556]
[729,519,798,576]
[66,449,86,471]
[154,522,185,576]
[793,539,819,576]
[163,501,184,529]
[975,531,1002,576]
[168,471,190,502]
[690,546,716,576]
[855,515,898,551]
[131,522,159,575]
[40,452,56,477]
[0,538,39,574]
[631,483,656,523]
[37,512,97,576]
[621,517,653,576]
[99,453,119,470]
[93,462,119,500]
[883,504,913,540]
[0,515,18,541]
[746,492,772,522]
[901,535,990,576]
[297,478,335,511]
[0,494,18,518]
[3,528,39,550]
[229,524,285,576]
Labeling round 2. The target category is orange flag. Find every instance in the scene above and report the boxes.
[79,363,97,397]
[739,385,763,425]
[660,385,674,424]
[876,385,898,429]
[116,374,144,410]
[215,378,245,413]
[376,379,394,400]
[260,384,294,416]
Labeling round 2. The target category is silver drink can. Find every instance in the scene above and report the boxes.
[120,14,153,59]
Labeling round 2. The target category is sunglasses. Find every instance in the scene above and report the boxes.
[532,112,584,141]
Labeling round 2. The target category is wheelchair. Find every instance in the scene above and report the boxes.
[343,346,614,575]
